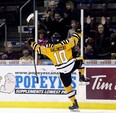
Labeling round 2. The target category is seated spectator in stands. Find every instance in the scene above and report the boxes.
[20,47,33,60]
[0,44,20,60]
[110,32,116,59]
[67,19,79,38]
[94,23,111,59]
[38,29,49,46]
[38,29,49,59]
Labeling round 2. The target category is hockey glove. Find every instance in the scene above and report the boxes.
[27,38,34,45]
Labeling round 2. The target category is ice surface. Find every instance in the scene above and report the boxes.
[0,108,116,113]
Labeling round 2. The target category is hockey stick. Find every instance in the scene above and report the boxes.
[26,16,39,83]
[23,40,39,84]
[31,49,39,83]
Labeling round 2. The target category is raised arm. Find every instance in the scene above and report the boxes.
[27,38,40,52]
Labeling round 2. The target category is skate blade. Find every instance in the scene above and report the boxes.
[70,109,80,112]
[79,82,90,85]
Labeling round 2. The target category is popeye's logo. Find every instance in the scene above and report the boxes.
[0,73,15,94]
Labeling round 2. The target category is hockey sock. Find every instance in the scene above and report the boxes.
[64,84,76,103]
[78,67,84,76]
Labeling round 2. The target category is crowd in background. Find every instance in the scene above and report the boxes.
[0,0,116,61]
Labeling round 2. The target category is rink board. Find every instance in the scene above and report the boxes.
[0,63,116,110]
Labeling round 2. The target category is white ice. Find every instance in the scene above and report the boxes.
[0,108,116,113]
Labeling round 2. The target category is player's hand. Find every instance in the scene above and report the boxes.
[27,38,34,45]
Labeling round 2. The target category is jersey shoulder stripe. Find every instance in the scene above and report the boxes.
[33,42,37,50]
[60,39,69,45]
[45,44,54,48]
[72,33,81,39]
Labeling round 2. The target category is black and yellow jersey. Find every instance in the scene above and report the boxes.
[30,32,81,73]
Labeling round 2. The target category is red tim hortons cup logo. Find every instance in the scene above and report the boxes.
[86,68,116,100]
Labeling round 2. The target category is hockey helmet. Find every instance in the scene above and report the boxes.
[51,32,61,44]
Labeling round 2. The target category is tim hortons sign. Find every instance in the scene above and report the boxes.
[86,68,116,100]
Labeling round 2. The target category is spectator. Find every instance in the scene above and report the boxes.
[64,1,79,20]
[44,0,58,22]
[94,23,111,59]
[44,8,54,37]
[44,0,59,37]
[67,19,79,38]
[48,0,57,12]
[44,0,61,23]
[20,46,33,60]
[46,10,68,40]
[0,44,20,60]
[38,29,49,46]
[38,29,49,59]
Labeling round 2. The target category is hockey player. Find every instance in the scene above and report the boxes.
[27,32,86,111]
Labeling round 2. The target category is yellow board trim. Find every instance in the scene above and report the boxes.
[0,102,116,110]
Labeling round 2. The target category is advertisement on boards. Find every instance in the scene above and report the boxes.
[86,67,116,100]
[15,71,77,95]
[0,65,78,101]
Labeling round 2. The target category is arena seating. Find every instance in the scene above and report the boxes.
[0,0,116,54]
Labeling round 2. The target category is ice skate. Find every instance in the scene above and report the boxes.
[79,75,90,82]
[69,99,80,112]
[79,72,90,85]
